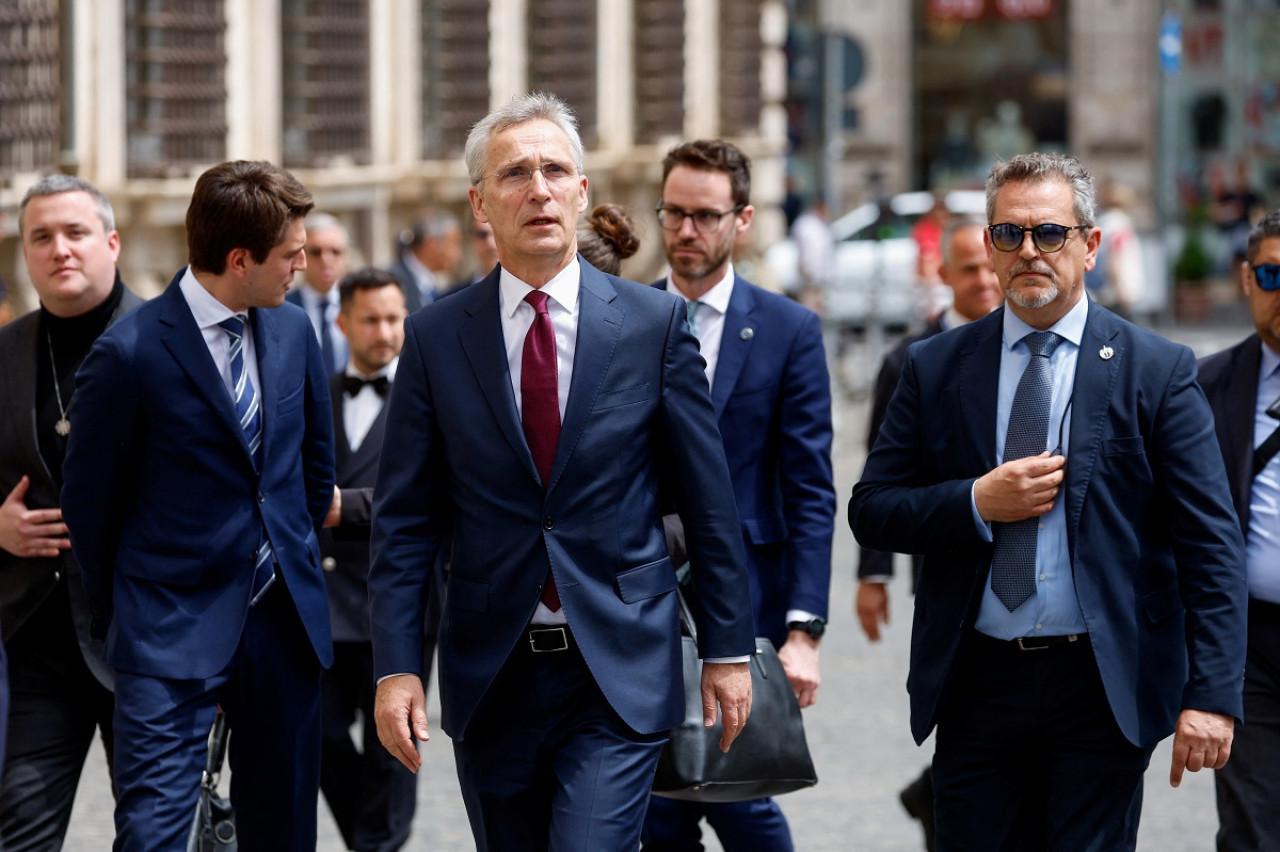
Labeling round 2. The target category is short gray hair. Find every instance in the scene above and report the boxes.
[985,153,1096,229]
[1246,209,1280,264]
[463,92,585,186]
[305,212,347,237]
[19,174,116,234]
[940,215,987,266]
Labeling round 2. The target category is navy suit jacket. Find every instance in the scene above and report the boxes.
[850,302,1247,748]
[369,259,755,740]
[657,275,834,643]
[62,273,336,679]
[1199,334,1266,537]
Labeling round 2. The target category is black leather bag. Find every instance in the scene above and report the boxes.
[187,710,237,851]
[652,590,818,802]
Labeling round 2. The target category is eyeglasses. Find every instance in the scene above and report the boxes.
[486,162,578,190]
[656,204,745,234]
[1252,264,1280,292]
[989,223,1089,254]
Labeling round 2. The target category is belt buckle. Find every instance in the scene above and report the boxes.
[529,627,569,653]
[1015,636,1047,651]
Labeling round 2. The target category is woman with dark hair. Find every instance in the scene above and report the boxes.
[577,203,640,275]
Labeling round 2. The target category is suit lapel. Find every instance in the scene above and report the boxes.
[1062,303,1122,555]
[2,315,54,489]
[957,311,1003,473]
[553,263,622,492]
[711,276,755,416]
[457,272,541,484]
[157,278,254,462]
[1223,336,1263,523]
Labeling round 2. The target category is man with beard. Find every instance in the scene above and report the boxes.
[640,138,834,852]
[850,153,1246,850]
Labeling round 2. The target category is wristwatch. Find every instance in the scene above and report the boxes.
[787,618,826,639]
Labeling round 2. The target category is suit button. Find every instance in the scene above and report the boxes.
[257,492,266,503]
[321,557,337,573]
[543,517,555,530]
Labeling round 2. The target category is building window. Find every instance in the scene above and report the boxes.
[719,0,764,137]
[634,0,684,144]
[282,0,371,167]
[125,0,227,178]
[0,0,61,178]
[422,0,490,158]
[526,0,597,147]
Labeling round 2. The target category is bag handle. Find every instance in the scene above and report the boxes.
[203,709,230,788]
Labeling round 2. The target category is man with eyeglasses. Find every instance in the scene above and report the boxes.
[642,139,834,852]
[1199,209,1280,851]
[368,94,755,851]
[851,152,1246,850]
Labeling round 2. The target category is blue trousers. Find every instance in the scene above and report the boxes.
[642,795,795,851]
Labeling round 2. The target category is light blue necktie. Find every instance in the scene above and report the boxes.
[989,331,1062,611]
[218,315,275,604]
[686,300,702,339]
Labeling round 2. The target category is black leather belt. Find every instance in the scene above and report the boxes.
[977,631,1089,652]
[526,626,577,653]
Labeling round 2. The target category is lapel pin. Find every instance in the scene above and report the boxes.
[1099,345,1114,360]
[740,327,754,341]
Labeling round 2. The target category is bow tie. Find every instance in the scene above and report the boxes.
[343,375,389,397]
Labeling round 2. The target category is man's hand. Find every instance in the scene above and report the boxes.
[701,661,752,753]
[0,476,71,558]
[856,580,889,642]
[777,632,821,708]
[323,486,342,528]
[1170,708,1234,787]
[373,674,430,773]
[974,452,1066,523]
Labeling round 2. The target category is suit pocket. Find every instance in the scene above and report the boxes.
[277,380,306,414]
[1102,436,1145,456]
[616,558,677,603]
[448,573,489,613]
[595,383,652,411]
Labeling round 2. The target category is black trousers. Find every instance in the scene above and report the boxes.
[1215,598,1280,852]
[320,641,420,852]
[932,632,1153,852]
[0,587,114,851]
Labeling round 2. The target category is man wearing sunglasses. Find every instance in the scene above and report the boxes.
[851,152,1246,850]
[1199,209,1280,850]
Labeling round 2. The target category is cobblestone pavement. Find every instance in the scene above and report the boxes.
[62,314,1252,850]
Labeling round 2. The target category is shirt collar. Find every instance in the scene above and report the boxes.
[499,257,581,319]
[1261,340,1280,385]
[179,266,242,328]
[668,262,735,314]
[296,283,338,310]
[1001,292,1089,352]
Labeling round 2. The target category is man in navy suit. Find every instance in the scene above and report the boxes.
[641,139,834,851]
[0,175,141,849]
[318,268,419,851]
[62,160,336,851]
[1200,209,1280,851]
[388,208,464,313]
[369,93,755,852]
[850,153,1247,850]
[286,212,351,374]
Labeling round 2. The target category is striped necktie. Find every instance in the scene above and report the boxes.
[218,314,275,604]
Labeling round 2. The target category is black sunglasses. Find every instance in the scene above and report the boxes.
[1252,264,1280,292]
[989,223,1089,254]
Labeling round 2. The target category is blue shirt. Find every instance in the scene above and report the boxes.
[974,296,1090,639]
[1247,345,1280,604]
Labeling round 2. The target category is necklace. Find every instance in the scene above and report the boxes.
[45,329,71,437]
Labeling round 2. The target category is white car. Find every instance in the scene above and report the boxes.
[765,190,987,329]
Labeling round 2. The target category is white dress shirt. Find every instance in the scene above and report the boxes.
[343,358,398,452]
[667,264,734,391]
[179,267,262,406]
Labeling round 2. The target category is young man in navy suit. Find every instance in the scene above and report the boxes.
[851,153,1246,850]
[62,161,335,850]
[369,94,756,852]
[1200,210,1280,850]
[641,139,835,852]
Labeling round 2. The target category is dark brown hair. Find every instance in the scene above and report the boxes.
[577,204,640,275]
[186,161,314,274]
[338,267,405,311]
[661,139,752,208]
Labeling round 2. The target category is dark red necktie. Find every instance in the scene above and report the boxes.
[521,290,561,610]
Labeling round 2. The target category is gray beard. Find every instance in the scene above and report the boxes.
[1006,281,1058,310]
